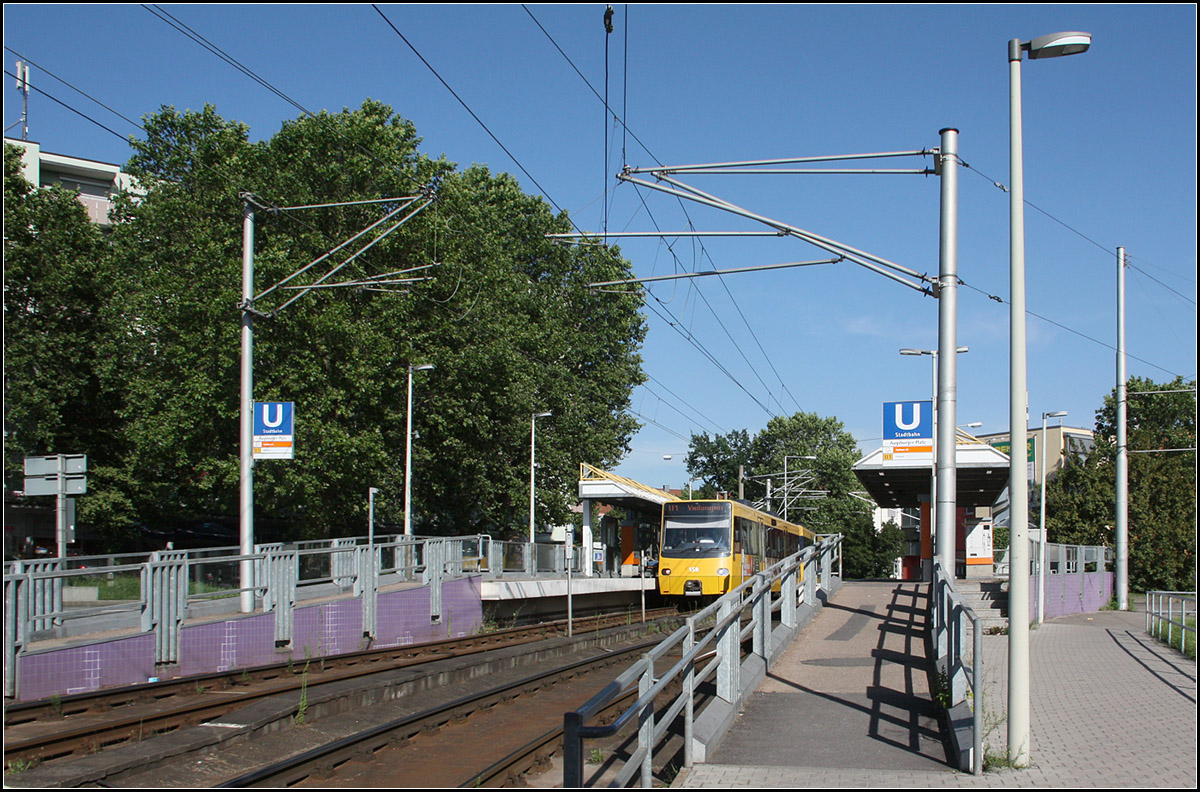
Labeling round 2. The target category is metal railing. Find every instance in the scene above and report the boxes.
[562,533,842,788]
[1146,591,1196,657]
[3,532,584,699]
[931,560,982,774]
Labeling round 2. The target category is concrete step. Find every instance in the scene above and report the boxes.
[950,579,1008,629]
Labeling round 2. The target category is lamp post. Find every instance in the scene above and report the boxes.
[1008,30,1091,767]
[1038,410,1067,624]
[404,363,434,536]
[368,486,379,548]
[530,411,552,544]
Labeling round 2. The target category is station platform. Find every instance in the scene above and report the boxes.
[673,582,1197,788]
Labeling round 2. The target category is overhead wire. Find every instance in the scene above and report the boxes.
[961,161,1194,379]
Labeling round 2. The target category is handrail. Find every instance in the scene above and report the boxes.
[2,533,522,699]
[563,534,841,787]
[1146,590,1196,657]
[931,560,982,774]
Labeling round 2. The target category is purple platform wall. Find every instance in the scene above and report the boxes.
[14,577,484,702]
[1028,571,1114,622]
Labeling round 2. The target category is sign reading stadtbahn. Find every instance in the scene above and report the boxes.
[882,401,933,466]
[253,401,294,460]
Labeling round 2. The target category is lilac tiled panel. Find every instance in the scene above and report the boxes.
[375,577,484,647]
[15,576,485,701]
[179,612,279,676]
[292,599,365,659]
[18,633,155,702]
[442,576,484,639]
[1029,572,1114,621]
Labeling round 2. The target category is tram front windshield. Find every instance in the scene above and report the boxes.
[662,504,732,557]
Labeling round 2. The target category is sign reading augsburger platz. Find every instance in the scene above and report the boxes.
[882,400,933,466]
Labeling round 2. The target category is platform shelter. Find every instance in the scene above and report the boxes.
[853,434,1009,580]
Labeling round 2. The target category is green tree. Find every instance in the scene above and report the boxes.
[80,100,644,542]
[842,516,905,579]
[3,144,138,544]
[1045,376,1196,592]
[686,411,889,575]
[685,428,751,496]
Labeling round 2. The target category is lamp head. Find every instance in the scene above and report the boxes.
[1025,31,1091,60]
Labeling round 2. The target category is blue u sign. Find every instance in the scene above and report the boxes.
[254,402,294,436]
[883,401,932,441]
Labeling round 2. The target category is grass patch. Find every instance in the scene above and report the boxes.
[1149,614,1196,659]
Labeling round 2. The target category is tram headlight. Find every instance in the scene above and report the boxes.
[717,568,729,577]
[661,567,671,575]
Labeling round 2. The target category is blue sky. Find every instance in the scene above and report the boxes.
[4,4,1195,492]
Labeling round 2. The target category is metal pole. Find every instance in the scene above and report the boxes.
[530,413,537,544]
[1007,37,1031,766]
[239,197,256,614]
[1039,414,1048,624]
[404,364,433,537]
[56,455,66,559]
[405,365,415,537]
[369,487,377,548]
[1115,246,1129,610]
[1007,33,1091,765]
[529,412,550,544]
[937,128,960,579]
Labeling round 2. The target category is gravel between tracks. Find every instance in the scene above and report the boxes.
[5,623,663,788]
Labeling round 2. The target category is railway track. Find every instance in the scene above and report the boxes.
[220,640,664,787]
[3,607,678,777]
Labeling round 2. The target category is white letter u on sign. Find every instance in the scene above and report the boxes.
[262,403,284,428]
[895,402,921,431]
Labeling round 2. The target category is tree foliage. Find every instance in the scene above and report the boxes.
[4,101,646,547]
[1045,376,1196,592]
[4,144,138,544]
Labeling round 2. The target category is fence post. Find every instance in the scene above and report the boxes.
[684,618,696,769]
[753,576,768,661]
[639,655,655,788]
[716,595,739,702]
[4,570,30,698]
[359,545,378,640]
[563,710,584,787]
[782,557,798,630]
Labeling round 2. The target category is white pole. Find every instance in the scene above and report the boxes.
[405,365,415,537]
[369,487,377,548]
[530,414,537,544]
[404,364,433,537]
[1115,246,1129,610]
[1006,30,1091,767]
[1007,36,1032,767]
[239,197,256,614]
[529,412,550,544]
[936,128,960,580]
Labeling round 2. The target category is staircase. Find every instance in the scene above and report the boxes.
[953,578,1009,632]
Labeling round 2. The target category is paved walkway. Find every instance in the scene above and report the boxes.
[675,581,1197,788]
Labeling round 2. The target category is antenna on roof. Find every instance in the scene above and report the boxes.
[11,60,31,140]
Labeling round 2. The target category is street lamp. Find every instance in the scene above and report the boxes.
[530,411,552,544]
[404,363,434,536]
[1038,410,1068,624]
[1008,29,1091,768]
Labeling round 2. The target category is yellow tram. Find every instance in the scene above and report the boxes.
[657,499,814,597]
